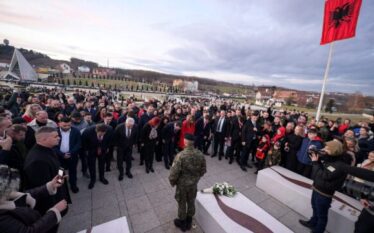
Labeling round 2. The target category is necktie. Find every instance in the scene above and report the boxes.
[97,135,103,156]
[218,118,224,132]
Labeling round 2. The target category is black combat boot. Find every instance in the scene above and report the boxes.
[186,216,193,230]
[174,218,187,232]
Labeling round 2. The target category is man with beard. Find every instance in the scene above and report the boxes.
[56,117,81,193]
[28,111,57,132]
[0,124,27,189]
[64,98,76,116]
[71,112,89,132]
[46,100,62,120]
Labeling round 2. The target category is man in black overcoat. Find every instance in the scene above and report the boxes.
[82,123,113,189]
[114,118,138,180]
[23,126,71,232]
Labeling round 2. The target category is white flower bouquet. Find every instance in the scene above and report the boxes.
[201,182,237,197]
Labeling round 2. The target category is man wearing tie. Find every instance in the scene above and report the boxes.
[161,121,182,169]
[82,123,113,189]
[194,114,212,154]
[212,110,228,160]
[114,118,138,181]
[240,111,260,171]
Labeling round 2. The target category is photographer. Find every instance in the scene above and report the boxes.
[354,151,374,233]
[299,140,374,233]
[0,165,67,233]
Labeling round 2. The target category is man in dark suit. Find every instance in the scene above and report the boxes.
[114,117,138,180]
[161,121,182,169]
[101,113,116,171]
[24,126,71,226]
[226,115,246,164]
[56,117,81,193]
[212,110,228,160]
[84,101,97,118]
[82,123,113,189]
[240,111,260,171]
[195,115,212,154]
[138,105,154,165]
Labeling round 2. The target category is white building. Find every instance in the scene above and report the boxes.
[78,66,90,73]
[60,63,71,74]
[255,91,272,106]
[0,62,9,69]
[184,81,198,92]
[173,79,199,92]
[2,49,38,82]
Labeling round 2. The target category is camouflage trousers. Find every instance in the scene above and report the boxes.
[175,184,198,220]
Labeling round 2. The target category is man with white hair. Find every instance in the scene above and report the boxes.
[27,111,57,132]
[114,117,138,180]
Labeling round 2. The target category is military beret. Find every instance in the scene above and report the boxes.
[184,133,195,141]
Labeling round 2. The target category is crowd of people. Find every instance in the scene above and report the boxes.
[0,86,373,232]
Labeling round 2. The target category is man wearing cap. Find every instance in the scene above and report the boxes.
[299,140,374,233]
[169,133,206,232]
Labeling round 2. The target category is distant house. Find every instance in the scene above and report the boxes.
[59,63,71,74]
[255,90,272,106]
[93,67,116,76]
[0,62,9,69]
[185,81,198,92]
[273,90,298,100]
[172,79,199,92]
[78,66,90,73]
[36,67,50,74]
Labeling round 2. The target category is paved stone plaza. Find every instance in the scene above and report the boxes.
[59,152,311,233]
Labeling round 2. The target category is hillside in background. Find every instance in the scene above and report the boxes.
[0,44,252,92]
[1,43,374,113]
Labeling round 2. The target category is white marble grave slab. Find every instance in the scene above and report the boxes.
[77,216,130,233]
[256,166,362,233]
[196,192,292,233]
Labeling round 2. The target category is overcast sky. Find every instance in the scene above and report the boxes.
[0,0,373,95]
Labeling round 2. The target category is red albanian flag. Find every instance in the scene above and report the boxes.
[320,0,362,45]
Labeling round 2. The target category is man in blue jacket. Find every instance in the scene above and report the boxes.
[297,128,323,178]
[56,117,82,193]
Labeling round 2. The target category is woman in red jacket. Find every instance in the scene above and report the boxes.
[179,115,195,149]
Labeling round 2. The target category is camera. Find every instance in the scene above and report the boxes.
[342,178,374,211]
[308,145,327,157]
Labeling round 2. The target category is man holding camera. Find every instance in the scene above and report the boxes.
[299,140,374,233]
[355,198,374,233]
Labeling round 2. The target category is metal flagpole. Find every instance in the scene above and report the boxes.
[316,42,334,121]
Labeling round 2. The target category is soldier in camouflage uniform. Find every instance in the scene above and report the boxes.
[169,133,207,232]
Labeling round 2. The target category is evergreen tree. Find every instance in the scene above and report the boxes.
[325,99,335,113]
